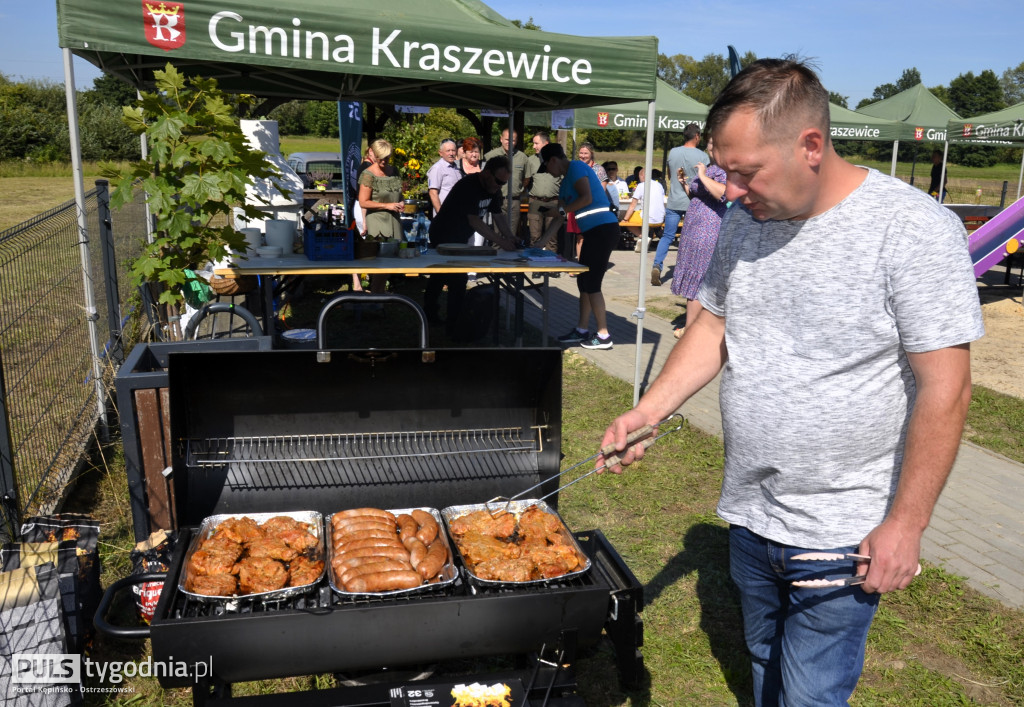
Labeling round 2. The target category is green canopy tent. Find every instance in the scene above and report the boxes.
[857,83,961,177]
[947,103,1024,200]
[829,103,904,142]
[56,0,661,401]
[524,79,709,180]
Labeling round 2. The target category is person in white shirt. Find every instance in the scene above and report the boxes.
[621,168,666,242]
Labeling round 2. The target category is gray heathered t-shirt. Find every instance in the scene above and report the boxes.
[698,168,984,548]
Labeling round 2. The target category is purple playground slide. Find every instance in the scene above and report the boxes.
[969,198,1024,278]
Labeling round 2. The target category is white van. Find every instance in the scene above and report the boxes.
[286,152,343,187]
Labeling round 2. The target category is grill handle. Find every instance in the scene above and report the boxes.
[316,293,429,350]
[93,572,167,640]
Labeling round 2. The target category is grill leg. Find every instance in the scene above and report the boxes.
[193,677,231,706]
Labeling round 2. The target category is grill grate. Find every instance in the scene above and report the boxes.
[184,427,544,490]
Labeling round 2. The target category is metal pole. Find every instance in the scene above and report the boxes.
[940,141,950,203]
[890,139,899,177]
[96,180,124,365]
[0,349,21,543]
[63,49,108,431]
[632,100,657,406]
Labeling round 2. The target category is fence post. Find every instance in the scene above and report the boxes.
[96,180,124,366]
[1000,181,1008,208]
[0,350,21,543]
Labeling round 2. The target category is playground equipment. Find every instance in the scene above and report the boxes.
[966,197,1024,279]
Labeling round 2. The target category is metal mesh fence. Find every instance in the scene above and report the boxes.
[0,182,148,523]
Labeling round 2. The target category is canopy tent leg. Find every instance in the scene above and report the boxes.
[62,48,107,433]
[1017,149,1023,201]
[890,139,899,177]
[940,141,950,202]
[632,100,657,406]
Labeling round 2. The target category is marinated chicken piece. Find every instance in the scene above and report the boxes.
[236,556,288,594]
[247,536,299,562]
[526,544,580,578]
[448,510,516,538]
[212,516,264,544]
[261,517,319,551]
[473,557,535,582]
[517,506,564,543]
[288,556,325,587]
[188,546,242,577]
[457,530,521,566]
[189,573,238,596]
[198,534,244,558]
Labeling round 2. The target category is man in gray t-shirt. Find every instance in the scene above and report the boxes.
[598,60,983,705]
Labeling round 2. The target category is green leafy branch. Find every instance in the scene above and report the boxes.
[100,63,291,306]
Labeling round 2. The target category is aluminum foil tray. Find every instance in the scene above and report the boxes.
[328,507,457,598]
[440,499,591,588]
[179,511,326,604]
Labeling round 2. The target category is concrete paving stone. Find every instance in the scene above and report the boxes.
[983,561,1024,593]
[920,539,956,563]
[922,526,958,552]
[926,514,959,535]
[936,556,1006,594]
[944,541,998,567]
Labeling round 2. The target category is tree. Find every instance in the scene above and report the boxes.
[657,51,751,105]
[829,92,848,109]
[510,17,541,30]
[858,68,923,108]
[948,70,1005,117]
[1001,61,1024,105]
[87,73,137,107]
[100,64,288,312]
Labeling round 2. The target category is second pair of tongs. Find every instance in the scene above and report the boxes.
[790,552,921,588]
[486,414,684,518]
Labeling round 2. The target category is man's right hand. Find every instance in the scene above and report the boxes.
[597,409,658,474]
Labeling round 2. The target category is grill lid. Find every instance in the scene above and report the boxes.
[167,349,562,526]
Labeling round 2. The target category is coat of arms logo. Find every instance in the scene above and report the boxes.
[143,1,186,51]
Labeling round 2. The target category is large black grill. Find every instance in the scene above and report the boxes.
[98,347,644,705]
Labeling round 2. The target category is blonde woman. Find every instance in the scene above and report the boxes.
[357,139,402,292]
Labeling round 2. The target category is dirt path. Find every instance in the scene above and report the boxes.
[973,293,1024,398]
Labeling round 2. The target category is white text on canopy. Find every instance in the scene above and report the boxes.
[207,13,592,85]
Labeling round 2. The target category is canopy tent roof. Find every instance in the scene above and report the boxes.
[829,103,903,142]
[57,0,657,110]
[568,79,708,132]
[947,102,1024,144]
[856,83,960,142]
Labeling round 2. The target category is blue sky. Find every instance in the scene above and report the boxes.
[3,0,1021,107]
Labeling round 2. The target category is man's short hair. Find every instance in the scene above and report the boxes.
[484,155,510,174]
[602,161,618,172]
[439,138,457,149]
[534,130,550,144]
[707,57,830,147]
[682,123,701,143]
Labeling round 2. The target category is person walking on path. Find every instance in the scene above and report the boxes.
[597,58,984,705]
[538,142,620,351]
[670,136,728,336]
[655,123,708,286]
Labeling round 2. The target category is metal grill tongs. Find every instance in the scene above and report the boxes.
[486,414,685,518]
[790,552,922,589]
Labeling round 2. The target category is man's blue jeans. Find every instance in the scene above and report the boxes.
[653,208,684,270]
[729,525,880,707]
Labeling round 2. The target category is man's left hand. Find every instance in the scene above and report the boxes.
[857,518,924,594]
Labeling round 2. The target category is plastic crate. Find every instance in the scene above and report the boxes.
[304,226,355,261]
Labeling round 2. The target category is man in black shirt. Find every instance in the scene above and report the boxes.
[425,156,517,334]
